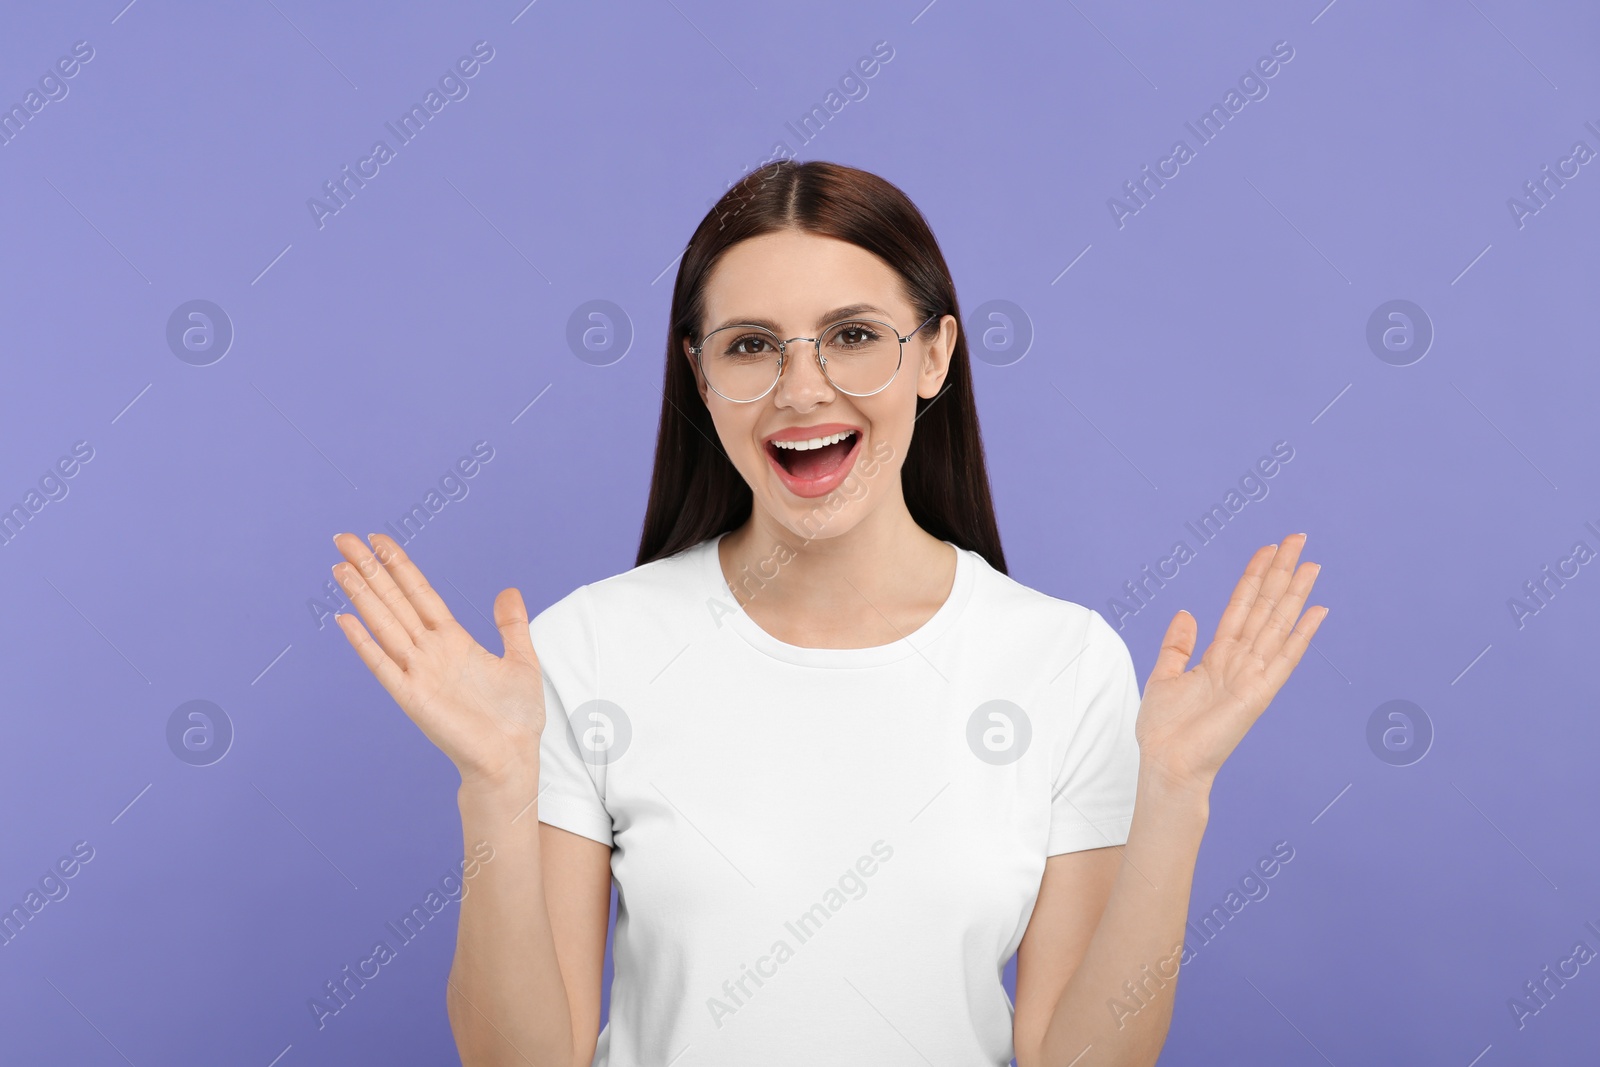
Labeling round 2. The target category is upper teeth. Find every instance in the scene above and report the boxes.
[772,431,854,450]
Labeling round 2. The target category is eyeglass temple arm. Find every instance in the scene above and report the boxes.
[902,310,940,341]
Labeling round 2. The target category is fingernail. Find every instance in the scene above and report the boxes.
[366,532,379,546]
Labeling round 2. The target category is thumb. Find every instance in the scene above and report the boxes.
[493,588,539,669]
[1150,609,1197,682]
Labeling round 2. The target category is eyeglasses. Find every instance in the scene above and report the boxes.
[689,311,940,403]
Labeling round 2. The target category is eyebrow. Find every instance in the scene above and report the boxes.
[706,303,894,335]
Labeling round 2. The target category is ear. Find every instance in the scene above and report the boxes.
[916,314,958,399]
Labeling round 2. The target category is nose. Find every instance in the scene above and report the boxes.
[773,336,834,409]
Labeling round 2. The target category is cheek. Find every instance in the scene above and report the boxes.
[707,406,766,470]
[856,402,915,476]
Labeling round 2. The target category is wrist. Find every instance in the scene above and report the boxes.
[457,755,540,811]
[457,735,540,786]
[1136,763,1213,818]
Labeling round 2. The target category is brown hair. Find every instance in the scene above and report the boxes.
[635,159,1006,574]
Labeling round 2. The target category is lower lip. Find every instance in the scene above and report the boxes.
[765,434,862,499]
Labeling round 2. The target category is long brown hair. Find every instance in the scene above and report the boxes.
[635,159,1006,574]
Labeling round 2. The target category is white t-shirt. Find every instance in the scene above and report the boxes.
[530,533,1142,1066]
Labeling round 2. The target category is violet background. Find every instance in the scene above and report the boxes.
[1,1,1596,1064]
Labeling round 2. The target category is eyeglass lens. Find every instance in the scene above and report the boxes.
[698,319,903,401]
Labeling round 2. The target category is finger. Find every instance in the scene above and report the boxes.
[493,588,540,671]
[1149,609,1198,682]
[1252,560,1321,661]
[334,532,426,642]
[367,532,455,630]
[332,555,415,663]
[1213,543,1278,645]
[334,609,409,697]
[1238,533,1307,647]
[1264,604,1330,691]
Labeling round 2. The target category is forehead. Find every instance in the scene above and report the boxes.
[699,230,908,331]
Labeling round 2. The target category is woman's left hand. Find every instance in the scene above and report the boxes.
[1135,532,1328,794]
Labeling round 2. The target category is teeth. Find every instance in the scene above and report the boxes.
[771,431,855,451]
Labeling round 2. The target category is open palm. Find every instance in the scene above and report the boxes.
[1135,533,1328,792]
[330,532,545,787]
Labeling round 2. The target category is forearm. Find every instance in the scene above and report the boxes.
[1029,770,1211,1067]
[448,771,576,1067]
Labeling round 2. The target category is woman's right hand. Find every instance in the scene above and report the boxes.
[330,531,545,790]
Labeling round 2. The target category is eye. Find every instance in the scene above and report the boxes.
[829,322,880,347]
[722,333,775,358]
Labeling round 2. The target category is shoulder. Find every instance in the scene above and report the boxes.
[529,539,714,650]
[964,551,1133,671]
[965,551,1112,640]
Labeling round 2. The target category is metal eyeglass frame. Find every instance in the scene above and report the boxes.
[688,311,941,404]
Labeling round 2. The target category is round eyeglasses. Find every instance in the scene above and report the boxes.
[689,311,940,403]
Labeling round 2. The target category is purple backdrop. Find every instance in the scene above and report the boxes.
[2,1,1596,1063]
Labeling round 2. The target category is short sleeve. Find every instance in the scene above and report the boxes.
[529,585,615,847]
[1047,609,1142,855]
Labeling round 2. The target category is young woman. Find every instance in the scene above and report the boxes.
[330,160,1326,1067]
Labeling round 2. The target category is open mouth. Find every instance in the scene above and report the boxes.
[766,429,859,482]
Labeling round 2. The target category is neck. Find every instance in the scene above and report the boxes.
[719,483,952,619]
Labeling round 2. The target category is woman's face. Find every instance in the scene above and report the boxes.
[683,229,956,542]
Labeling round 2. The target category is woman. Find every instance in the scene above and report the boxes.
[329,160,1326,1067]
